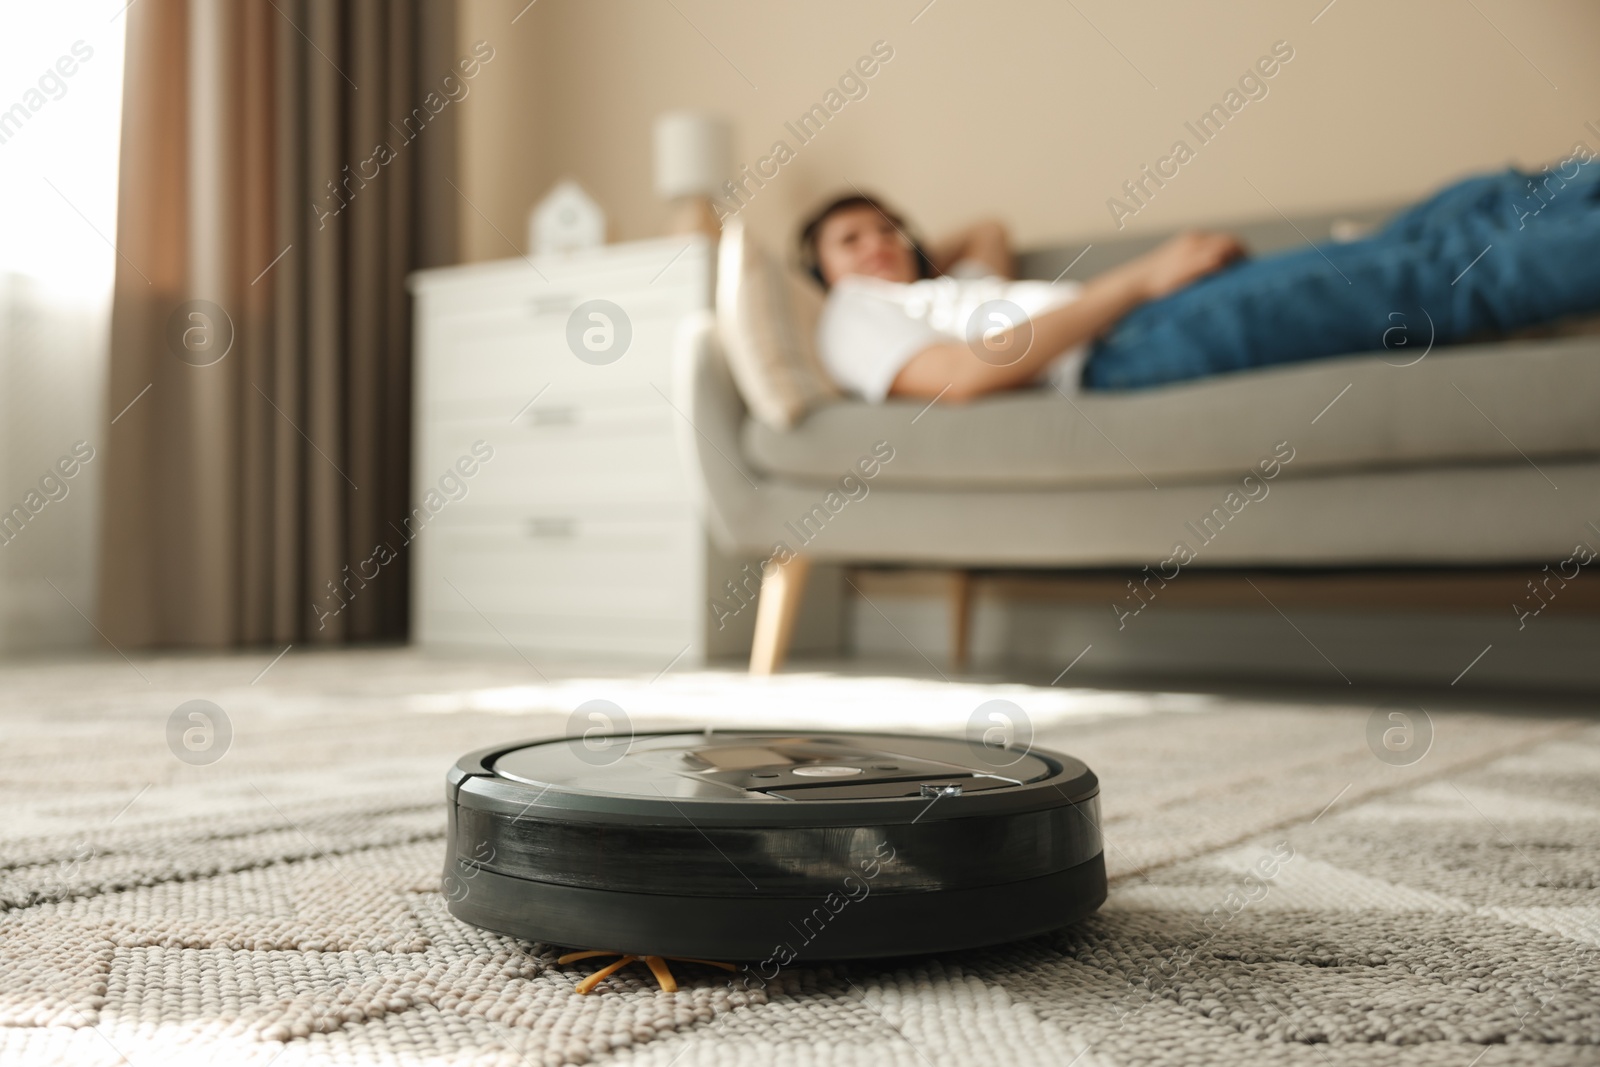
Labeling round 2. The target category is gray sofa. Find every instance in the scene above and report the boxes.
[673,207,1600,671]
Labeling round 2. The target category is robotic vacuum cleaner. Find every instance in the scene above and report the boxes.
[444,731,1105,962]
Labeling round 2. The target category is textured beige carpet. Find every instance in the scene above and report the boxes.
[1,649,1597,1065]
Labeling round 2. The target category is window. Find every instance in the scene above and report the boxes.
[0,2,126,649]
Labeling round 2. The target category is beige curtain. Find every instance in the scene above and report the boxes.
[100,0,458,647]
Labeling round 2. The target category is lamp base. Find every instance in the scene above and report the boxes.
[666,196,722,240]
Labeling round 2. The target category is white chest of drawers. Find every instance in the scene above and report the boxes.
[407,235,757,666]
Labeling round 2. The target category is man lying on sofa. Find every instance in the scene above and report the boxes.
[799,154,1600,402]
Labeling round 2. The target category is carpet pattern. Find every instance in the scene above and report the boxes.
[1,650,1596,1065]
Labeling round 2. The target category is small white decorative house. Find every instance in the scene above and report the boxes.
[529,180,605,255]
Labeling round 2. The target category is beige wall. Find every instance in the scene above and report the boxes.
[456,0,1600,263]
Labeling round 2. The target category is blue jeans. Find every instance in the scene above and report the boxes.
[1082,160,1600,390]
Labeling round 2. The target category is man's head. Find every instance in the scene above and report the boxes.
[798,194,935,290]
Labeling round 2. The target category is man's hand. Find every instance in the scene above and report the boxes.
[1132,231,1246,300]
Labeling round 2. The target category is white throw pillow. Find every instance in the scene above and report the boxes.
[715,220,838,429]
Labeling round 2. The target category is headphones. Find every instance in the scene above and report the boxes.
[798,194,938,290]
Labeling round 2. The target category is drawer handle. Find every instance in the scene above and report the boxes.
[527,405,578,427]
[527,295,576,317]
[527,517,577,538]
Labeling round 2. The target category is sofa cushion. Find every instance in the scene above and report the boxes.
[741,335,1600,489]
[714,220,838,429]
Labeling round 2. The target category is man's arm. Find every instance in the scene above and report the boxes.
[890,231,1244,402]
[927,219,1014,279]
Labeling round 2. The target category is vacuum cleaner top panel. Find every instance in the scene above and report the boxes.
[454,731,1096,827]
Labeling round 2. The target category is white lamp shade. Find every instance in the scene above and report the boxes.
[653,111,731,200]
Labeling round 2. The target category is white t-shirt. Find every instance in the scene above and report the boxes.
[816,271,1088,402]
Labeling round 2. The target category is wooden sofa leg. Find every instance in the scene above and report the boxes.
[749,555,811,675]
[950,570,973,672]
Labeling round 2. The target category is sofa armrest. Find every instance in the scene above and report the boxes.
[670,310,769,554]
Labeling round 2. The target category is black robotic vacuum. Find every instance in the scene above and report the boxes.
[444,731,1105,962]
